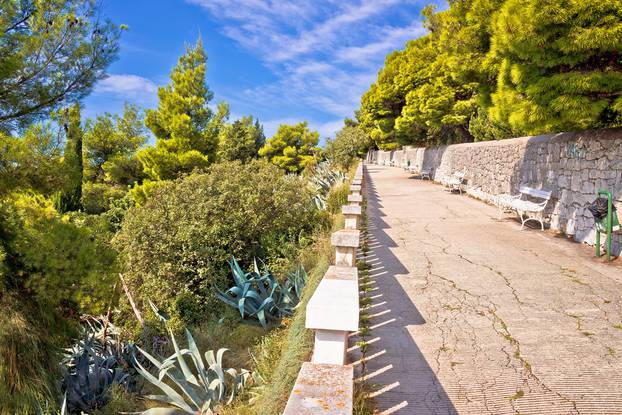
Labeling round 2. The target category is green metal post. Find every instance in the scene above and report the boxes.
[596,189,613,261]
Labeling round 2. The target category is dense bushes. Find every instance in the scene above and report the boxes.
[325,125,372,170]
[358,0,622,148]
[113,160,319,330]
[0,194,118,412]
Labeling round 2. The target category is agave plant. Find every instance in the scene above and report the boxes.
[60,316,137,413]
[133,302,258,414]
[310,160,346,210]
[215,258,307,328]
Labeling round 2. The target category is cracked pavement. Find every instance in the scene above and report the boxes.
[357,165,622,415]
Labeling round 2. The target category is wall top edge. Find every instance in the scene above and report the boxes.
[381,127,622,152]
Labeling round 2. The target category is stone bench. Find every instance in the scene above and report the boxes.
[283,363,353,415]
[306,266,359,365]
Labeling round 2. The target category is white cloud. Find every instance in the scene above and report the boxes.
[186,0,433,123]
[261,117,304,138]
[335,24,427,64]
[314,119,345,140]
[94,74,158,105]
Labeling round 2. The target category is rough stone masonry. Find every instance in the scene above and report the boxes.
[368,128,622,255]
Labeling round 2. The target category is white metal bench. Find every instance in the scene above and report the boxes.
[441,172,466,194]
[497,186,552,230]
[408,165,432,180]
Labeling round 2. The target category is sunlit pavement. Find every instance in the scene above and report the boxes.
[351,164,622,415]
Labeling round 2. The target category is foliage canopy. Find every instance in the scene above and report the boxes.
[0,0,121,132]
[259,122,320,173]
[358,0,622,149]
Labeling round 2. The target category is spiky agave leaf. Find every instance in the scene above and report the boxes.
[134,305,256,413]
[60,317,137,413]
[215,259,307,327]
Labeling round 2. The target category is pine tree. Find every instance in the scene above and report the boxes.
[217,116,264,163]
[259,122,320,173]
[55,103,83,212]
[0,0,121,132]
[488,0,622,136]
[138,39,227,181]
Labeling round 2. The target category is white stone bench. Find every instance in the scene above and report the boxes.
[283,362,353,415]
[306,266,359,365]
[497,186,552,230]
[441,171,466,194]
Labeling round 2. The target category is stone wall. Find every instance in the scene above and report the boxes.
[367,128,622,254]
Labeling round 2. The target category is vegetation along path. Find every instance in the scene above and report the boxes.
[359,164,622,415]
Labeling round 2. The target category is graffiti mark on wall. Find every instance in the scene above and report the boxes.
[566,142,585,159]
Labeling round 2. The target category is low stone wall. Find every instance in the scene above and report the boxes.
[367,128,622,254]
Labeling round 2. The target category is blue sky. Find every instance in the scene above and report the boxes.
[85,0,442,142]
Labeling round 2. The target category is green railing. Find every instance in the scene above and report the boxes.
[595,189,619,261]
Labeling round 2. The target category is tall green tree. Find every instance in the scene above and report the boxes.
[488,0,622,136]
[217,116,265,163]
[0,0,121,132]
[259,122,320,173]
[0,123,64,196]
[55,103,83,212]
[84,103,146,185]
[138,39,228,181]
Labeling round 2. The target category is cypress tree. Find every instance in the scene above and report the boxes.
[55,103,83,212]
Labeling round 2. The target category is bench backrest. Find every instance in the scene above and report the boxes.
[454,171,465,179]
[519,186,551,200]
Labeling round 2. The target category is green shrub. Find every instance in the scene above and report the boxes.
[326,182,350,214]
[0,193,117,413]
[113,160,318,332]
[81,182,127,214]
[1,193,117,315]
[224,212,340,415]
[325,125,370,170]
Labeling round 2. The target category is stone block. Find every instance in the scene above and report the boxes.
[347,194,362,205]
[342,205,361,230]
[331,230,360,248]
[350,184,361,193]
[283,363,353,415]
[342,205,361,215]
[312,330,349,365]
[324,265,358,281]
[306,278,359,332]
[331,230,358,266]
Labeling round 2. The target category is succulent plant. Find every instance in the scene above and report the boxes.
[310,161,346,210]
[215,258,307,328]
[133,302,259,414]
[60,316,137,413]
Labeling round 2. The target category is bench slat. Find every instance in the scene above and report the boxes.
[519,186,551,200]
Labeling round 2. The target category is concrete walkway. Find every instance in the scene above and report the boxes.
[358,165,622,415]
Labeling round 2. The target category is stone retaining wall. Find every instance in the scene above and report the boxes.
[367,128,622,255]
